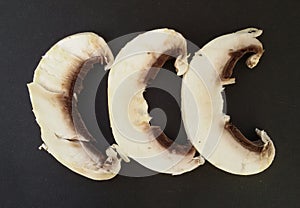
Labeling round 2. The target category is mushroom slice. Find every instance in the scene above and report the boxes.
[108,29,203,175]
[181,28,275,175]
[28,32,125,180]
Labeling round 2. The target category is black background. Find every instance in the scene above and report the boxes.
[1,0,299,207]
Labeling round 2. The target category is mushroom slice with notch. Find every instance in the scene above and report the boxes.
[108,28,204,175]
[181,28,275,175]
[28,32,128,180]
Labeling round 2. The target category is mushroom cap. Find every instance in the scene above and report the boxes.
[181,28,275,175]
[108,28,203,175]
[28,32,123,180]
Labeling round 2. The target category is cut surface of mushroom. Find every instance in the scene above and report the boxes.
[108,28,204,175]
[181,28,275,175]
[28,32,125,180]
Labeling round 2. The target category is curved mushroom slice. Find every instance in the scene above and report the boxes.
[181,28,275,175]
[108,28,203,175]
[28,32,125,180]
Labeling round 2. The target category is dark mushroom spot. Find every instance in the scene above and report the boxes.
[221,45,269,154]
[156,132,195,155]
[143,54,170,83]
[152,54,171,68]
[248,29,257,34]
[225,122,265,153]
[54,56,109,162]
[105,161,112,165]
[61,58,96,116]
[221,45,263,80]
[65,57,107,142]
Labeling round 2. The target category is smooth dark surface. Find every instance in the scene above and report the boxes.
[1,0,299,207]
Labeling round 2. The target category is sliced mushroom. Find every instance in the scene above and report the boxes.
[181,28,275,175]
[28,32,126,180]
[108,28,204,175]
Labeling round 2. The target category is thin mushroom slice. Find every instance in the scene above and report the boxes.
[181,28,275,175]
[28,32,126,180]
[108,28,204,175]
